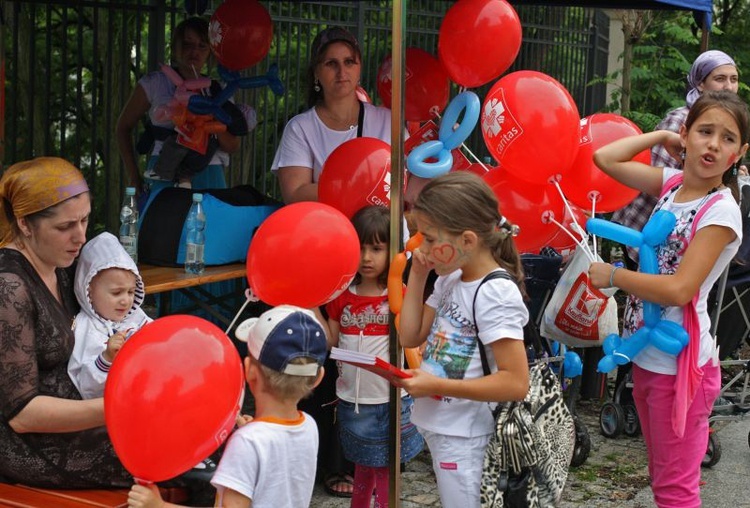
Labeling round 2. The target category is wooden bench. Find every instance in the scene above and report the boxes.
[139,262,247,326]
[0,484,187,507]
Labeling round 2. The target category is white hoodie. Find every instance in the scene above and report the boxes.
[67,232,151,399]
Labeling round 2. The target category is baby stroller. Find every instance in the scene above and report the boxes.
[702,185,750,467]
[522,252,591,467]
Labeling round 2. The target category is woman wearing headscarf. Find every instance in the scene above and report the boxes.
[612,50,739,263]
[0,157,134,488]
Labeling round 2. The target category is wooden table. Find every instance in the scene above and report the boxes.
[138,263,247,326]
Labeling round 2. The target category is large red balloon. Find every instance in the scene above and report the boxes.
[105,316,244,483]
[438,0,522,88]
[319,137,392,219]
[560,113,647,213]
[377,48,450,122]
[247,202,360,307]
[481,71,581,186]
[483,167,565,253]
[209,0,273,71]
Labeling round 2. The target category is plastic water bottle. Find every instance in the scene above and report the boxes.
[119,187,138,263]
[610,246,625,269]
[185,193,206,275]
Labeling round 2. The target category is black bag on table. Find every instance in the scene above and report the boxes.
[138,185,281,267]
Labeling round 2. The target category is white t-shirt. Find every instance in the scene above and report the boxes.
[626,167,742,374]
[411,269,528,438]
[211,412,318,508]
[270,103,393,182]
[138,70,228,167]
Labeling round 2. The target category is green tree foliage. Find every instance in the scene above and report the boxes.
[598,3,750,132]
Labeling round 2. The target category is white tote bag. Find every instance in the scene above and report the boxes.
[540,246,619,347]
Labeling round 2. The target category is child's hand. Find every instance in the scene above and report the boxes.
[409,249,433,279]
[659,130,683,162]
[588,261,617,289]
[127,483,164,508]
[394,369,441,399]
[103,331,127,363]
[236,414,254,427]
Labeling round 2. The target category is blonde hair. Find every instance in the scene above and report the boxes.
[413,171,526,297]
[249,355,321,402]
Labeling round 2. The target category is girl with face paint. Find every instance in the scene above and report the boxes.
[395,171,530,508]
[589,90,750,508]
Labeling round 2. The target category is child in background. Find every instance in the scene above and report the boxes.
[127,305,327,508]
[589,90,749,508]
[67,232,151,399]
[325,205,424,508]
[395,171,531,508]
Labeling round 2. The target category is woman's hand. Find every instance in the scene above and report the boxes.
[127,483,164,508]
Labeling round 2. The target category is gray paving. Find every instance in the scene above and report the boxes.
[309,399,750,507]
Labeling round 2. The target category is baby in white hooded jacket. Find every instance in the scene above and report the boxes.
[67,232,151,399]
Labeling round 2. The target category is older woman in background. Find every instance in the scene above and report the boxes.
[612,50,740,266]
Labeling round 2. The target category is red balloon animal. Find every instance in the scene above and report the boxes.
[105,316,244,483]
[561,113,648,213]
[481,71,581,186]
[319,137,393,219]
[377,48,450,122]
[247,202,361,308]
[209,0,273,71]
[438,0,522,88]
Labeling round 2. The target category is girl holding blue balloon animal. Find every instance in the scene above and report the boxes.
[589,90,749,508]
[396,171,530,508]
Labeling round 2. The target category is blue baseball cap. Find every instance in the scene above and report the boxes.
[235,305,327,377]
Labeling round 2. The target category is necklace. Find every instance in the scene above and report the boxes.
[654,183,722,252]
[317,103,360,131]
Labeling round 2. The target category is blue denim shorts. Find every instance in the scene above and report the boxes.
[337,396,424,467]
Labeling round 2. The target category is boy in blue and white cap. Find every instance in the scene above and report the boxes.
[127,305,327,508]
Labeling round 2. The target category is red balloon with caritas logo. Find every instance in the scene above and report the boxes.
[481,71,580,186]
[209,0,273,71]
[319,137,393,219]
[560,113,647,213]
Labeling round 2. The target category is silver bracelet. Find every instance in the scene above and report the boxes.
[609,266,620,287]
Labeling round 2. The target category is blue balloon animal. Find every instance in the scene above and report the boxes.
[406,91,480,178]
[188,64,284,124]
[586,210,689,373]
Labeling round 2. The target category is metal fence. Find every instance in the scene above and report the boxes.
[1,0,609,233]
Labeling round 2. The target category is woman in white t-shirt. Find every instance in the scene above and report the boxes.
[271,27,392,204]
[271,26,395,498]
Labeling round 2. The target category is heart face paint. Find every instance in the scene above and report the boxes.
[414,211,467,276]
[432,244,457,264]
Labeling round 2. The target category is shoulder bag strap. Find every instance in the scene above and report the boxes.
[356,101,365,138]
[473,270,512,376]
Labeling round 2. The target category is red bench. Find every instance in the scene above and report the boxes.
[0,484,188,508]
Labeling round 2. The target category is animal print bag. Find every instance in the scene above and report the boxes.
[473,271,575,508]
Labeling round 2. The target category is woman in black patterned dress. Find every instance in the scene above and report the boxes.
[0,157,132,488]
